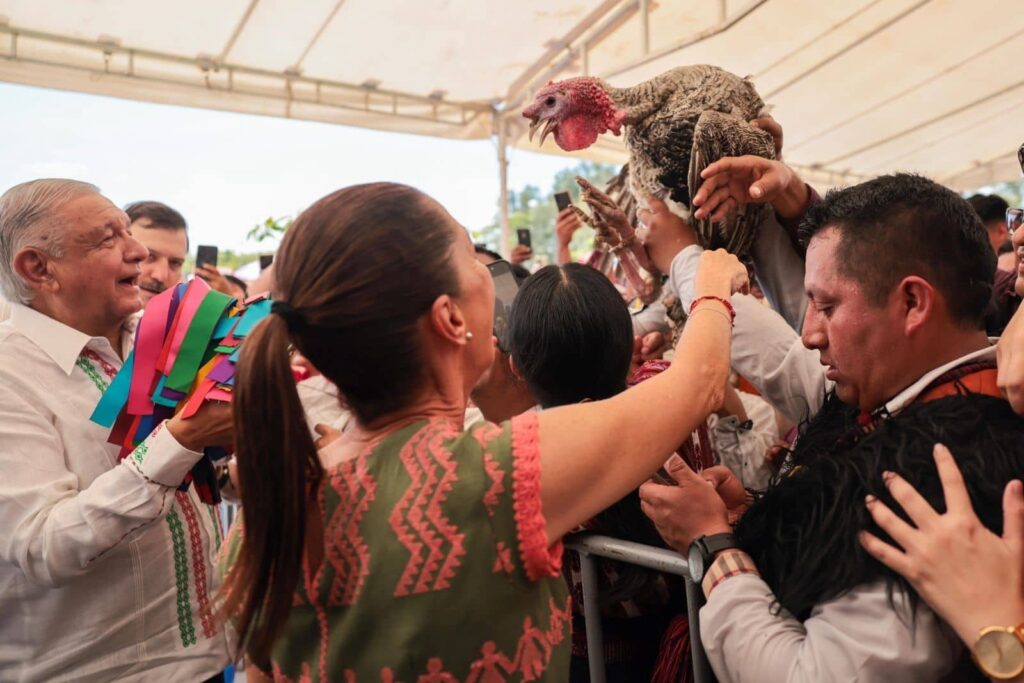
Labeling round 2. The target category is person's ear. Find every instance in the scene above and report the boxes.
[508,354,525,381]
[428,294,469,345]
[897,276,934,336]
[13,248,59,296]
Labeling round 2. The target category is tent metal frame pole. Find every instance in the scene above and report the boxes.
[497,116,511,258]
[0,24,490,119]
[599,0,768,81]
[639,0,650,55]
[503,0,638,112]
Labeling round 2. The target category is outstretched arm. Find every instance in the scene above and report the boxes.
[669,245,829,424]
[0,383,229,586]
[538,250,746,541]
[692,156,810,224]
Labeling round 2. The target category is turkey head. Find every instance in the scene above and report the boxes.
[522,77,627,151]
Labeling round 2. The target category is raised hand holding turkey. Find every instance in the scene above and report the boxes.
[694,248,749,301]
[750,115,784,160]
[636,195,698,274]
[692,156,809,222]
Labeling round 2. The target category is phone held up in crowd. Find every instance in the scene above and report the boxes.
[196,245,219,270]
[516,228,532,249]
[486,259,521,352]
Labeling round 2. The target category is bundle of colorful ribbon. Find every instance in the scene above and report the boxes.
[90,277,271,503]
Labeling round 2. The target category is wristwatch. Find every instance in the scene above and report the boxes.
[974,624,1024,680]
[687,533,740,583]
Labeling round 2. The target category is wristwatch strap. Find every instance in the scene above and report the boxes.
[702,549,760,599]
[703,533,740,557]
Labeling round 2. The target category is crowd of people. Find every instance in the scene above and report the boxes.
[1,112,1024,683]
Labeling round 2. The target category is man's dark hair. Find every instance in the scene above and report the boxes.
[124,200,187,230]
[473,244,501,262]
[506,262,665,605]
[967,193,1009,227]
[799,173,995,329]
[507,263,632,408]
[124,201,189,249]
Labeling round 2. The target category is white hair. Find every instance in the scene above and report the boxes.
[0,179,100,304]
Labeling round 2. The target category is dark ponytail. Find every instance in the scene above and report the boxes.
[221,182,460,665]
[225,313,321,665]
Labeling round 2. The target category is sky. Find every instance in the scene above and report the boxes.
[0,81,578,252]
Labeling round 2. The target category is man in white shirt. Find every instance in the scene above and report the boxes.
[640,169,1014,682]
[0,179,234,681]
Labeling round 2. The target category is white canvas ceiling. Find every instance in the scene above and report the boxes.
[0,0,1021,190]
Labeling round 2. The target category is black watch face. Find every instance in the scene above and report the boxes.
[688,543,705,581]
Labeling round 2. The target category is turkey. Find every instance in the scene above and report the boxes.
[523,65,775,256]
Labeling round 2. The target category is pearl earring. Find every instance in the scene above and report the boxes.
[465,331,474,340]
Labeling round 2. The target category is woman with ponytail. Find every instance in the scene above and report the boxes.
[219,182,746,682]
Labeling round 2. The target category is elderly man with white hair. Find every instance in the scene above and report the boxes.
[0,179,234,681]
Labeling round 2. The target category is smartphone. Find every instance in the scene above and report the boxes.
[196,245,219,270]
[487,260,521,350]
[651,467,677,486]
[554,191,572,212]
[259,254,274,271]
[516,228,532,249]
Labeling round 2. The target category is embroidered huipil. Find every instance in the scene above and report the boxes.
[221,413,570,682]
[0,303,232,681]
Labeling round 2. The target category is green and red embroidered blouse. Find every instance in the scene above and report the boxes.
[221,412,570,682]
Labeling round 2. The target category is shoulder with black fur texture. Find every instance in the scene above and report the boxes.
[736,394,1024,621]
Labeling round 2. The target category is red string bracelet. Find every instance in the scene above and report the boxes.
[689,295,736,325]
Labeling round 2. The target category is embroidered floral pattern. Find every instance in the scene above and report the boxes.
[390,423,466,596]
[206,503,223,550]
[75,355,110,394]
[233,417,573,682]
[416,658,459,682]
[510,413,562,581]
[271,661,314,683]
[324,457,376,606]
[482,453,505,518]
[176,491,215,638]
[492,541,515,575]
[473,422,504,450]
[166,507,196,646]
[81,348,119,380]
[131,442,149,466]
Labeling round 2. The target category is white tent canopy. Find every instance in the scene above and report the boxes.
[1,0,1022,246]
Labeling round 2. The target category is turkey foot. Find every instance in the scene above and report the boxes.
[574,177,658,303]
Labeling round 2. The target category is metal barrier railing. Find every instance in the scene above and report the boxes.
[564,533,715,683]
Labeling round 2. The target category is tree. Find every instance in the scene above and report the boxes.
[184,248,261,273]
[968,180,1024,209]
[247,215,294,244]
[473,161,621,264]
